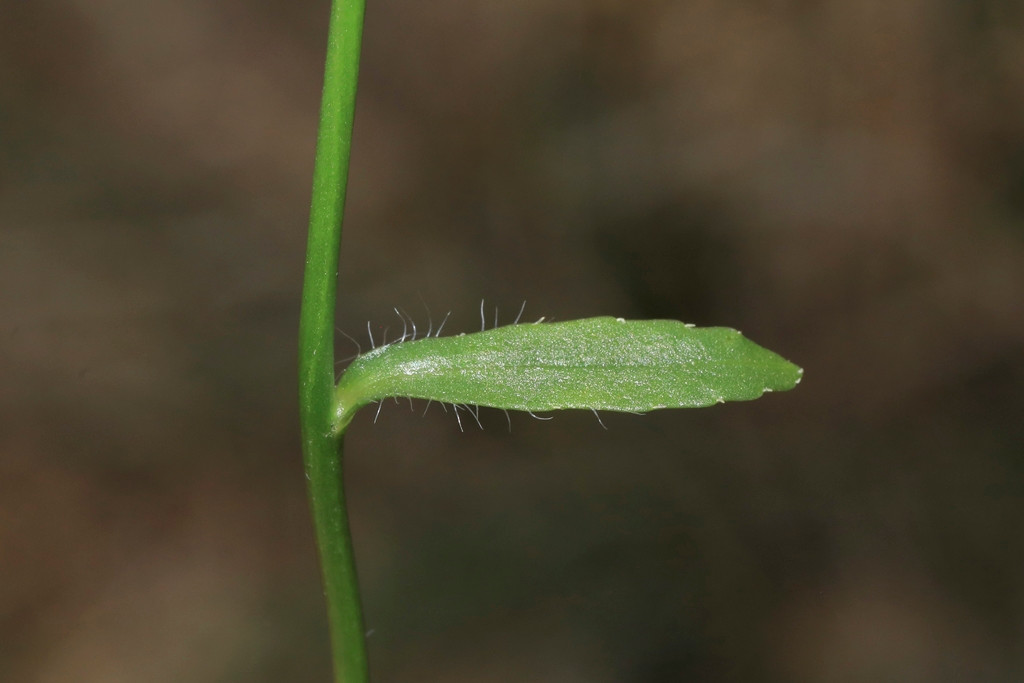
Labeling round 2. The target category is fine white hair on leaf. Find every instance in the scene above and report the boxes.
[591,409,608,430]
[435,311,451,337]
[401,306,417,341]
[513,300,527,325]
[465,404,484,430]
[337,327,363,356]
[394,307,407,343]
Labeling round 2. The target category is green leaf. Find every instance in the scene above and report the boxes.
[333,317,801,430]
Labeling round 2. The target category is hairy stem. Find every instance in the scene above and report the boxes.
[298,0,367,681]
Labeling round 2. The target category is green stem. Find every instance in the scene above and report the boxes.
[298,0,367,681]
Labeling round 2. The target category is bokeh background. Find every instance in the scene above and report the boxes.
[3,1,1023,681]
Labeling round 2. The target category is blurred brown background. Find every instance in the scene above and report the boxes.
[2,1,1023,681]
